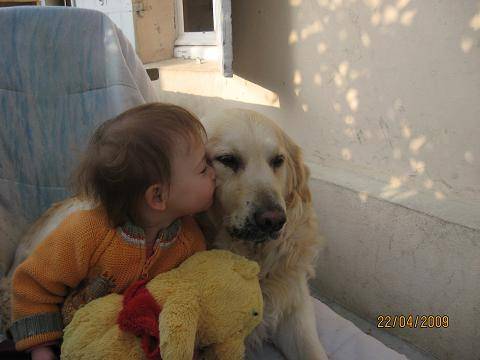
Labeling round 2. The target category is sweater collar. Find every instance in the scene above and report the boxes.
[118,218,182,249]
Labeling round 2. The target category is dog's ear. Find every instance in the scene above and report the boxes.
[284,133,311,206]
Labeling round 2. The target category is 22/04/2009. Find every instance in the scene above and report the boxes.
[377,314,449,328]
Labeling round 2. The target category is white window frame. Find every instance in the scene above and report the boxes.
[174,0,217,46]
[174,0,218,60]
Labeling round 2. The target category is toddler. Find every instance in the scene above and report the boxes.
[9,103,216,360]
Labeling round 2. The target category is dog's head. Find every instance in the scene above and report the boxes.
[202,109,311,244]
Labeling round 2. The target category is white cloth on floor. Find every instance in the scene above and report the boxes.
[247,297,409,360]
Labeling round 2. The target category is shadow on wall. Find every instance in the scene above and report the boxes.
[231,0,479,207]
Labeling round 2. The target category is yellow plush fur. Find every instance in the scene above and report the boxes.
[61,250,263,360]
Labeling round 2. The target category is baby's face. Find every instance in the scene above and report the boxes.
[165,139,216,217]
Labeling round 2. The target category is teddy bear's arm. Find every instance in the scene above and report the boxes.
[158,288,200,360]
[204,334,245,360]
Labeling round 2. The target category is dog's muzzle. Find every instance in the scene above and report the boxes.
[228,207,286,243]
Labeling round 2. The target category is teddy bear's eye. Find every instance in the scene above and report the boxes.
[252,310,259,316]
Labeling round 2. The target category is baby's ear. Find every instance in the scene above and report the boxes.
[145,183,167,211]
[232,258,260,280]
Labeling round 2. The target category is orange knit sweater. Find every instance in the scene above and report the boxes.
[10,206,206,351]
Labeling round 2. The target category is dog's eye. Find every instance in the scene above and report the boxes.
[216,155,240,171]
[271,155,284,169]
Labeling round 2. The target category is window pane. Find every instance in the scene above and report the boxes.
[182,0,214,32]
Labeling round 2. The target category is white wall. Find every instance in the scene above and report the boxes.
[231,0,479,220]
[74,0,136,49]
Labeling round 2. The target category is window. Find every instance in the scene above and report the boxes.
[175,0,216,44]
[174,0,232,77]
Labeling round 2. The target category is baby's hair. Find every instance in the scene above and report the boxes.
[70,102,207,227]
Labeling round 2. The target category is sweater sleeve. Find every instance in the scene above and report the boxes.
[9,209,109,351]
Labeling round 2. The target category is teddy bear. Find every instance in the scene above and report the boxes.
[61,249,263,360]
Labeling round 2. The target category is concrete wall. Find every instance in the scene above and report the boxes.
[233,0,479,207]
[311,179,480,360]
[148,0,480,358]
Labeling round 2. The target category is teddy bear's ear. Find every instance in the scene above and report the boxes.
[232,258,260,280]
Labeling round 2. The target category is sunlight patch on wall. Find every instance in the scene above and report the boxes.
[344,115,355,125]
[400,9,417,26]
[334,72,344,87]
[396,0,410,10]
[344,128,355,138]
[361,32,371,47]
[317,0,346,11]
[464,151,475,164]
[293,70,303,85]
[338,61,349,77]
[363,0,382,9]
[341,148,352,160]
[383,5,399,25]
[461,37,474,53]
[346,88,359,112]
[460,5,479,53]
[289,30,299,44]
[388,176,403,189]
[317,42,328,53]
[409,135,426,154]
[435,191,446,200]
[301,21,324,40]
[424,179,434,189]
[409,158,425,174]
[401,124,412,139]
[380,176,403,198]
[371,10,382,26]
[358,191,369,202]
[392,189,417,200]
[470,12,480,30]
[367,0,417,27]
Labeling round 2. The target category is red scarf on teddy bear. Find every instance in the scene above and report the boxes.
[118,280,162,360]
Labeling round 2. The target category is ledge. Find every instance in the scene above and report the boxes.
[307,161,480,231]
[145,58,219,73]
[144,59,280,108]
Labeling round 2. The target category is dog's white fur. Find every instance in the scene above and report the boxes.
[2,108,328,359]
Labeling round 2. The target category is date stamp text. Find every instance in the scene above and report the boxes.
[377,314,449,328]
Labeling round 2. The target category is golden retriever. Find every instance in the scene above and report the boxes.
[196,108,328,359]
[1,108,328,359]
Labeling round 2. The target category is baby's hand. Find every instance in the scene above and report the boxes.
[31,346,57,360]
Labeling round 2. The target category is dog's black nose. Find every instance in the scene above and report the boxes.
[254,209,286,233]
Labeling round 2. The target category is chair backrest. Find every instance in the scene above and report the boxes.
[0,6,157,276]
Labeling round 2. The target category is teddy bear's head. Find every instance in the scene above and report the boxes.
[175,250,263,345]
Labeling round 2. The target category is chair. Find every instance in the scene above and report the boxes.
[0,5,157,276]
[0,5,157,342]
